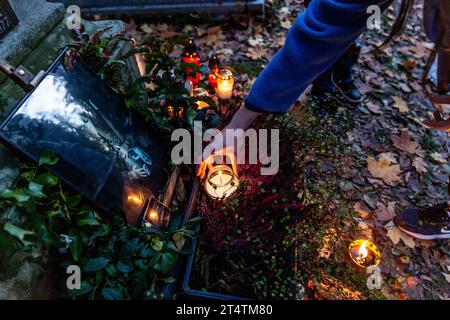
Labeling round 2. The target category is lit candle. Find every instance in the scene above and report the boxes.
[181,38,201,85]
[348,239,381,268]
[193,87,210,109]
[204,164,239,199]
[216,68,234,100]
[143,197,170,229]
[208,55,220,88]
[127,193,144,206]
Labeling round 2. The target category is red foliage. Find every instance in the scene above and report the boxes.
[199,162,304,252]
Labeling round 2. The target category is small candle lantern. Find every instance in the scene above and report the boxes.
[216,68,234,100]
[204,164,239,199]
[143,197,171,229]
[181,38,201,85]
[348,239,381,268]
[127,193,144,207]
[193,87,210,109]
[166,105,175,118]
[208,54,221,88]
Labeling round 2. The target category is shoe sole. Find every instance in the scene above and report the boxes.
[331,78,363,105]
[396,224,450,240]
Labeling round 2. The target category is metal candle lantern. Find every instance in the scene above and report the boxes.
[143,197,171,229]
[348,239,381,268]
[216,68,234,100]
[193,87,210,109]
[204,164,239,199]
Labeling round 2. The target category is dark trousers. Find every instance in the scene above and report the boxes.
[304,0,361,91]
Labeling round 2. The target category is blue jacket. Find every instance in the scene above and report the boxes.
[245,0,392,114]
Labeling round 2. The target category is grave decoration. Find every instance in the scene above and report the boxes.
[0,49,169,226]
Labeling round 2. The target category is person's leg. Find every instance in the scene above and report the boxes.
[305,0,362,104]
[304,0,335,99]
[332,40,364,104]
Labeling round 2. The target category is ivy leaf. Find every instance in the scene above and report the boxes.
[83,257,110,272]
[105,264,118,277]
[21,170,35,182]
[102,288,124,300]
[28,182,46,198]
[172,232,185,251]
[160,252,177,273]
[3,221,35,246]
[76,212,101,227]
[152,238,163,252]
[34,172,59,186]
[0,189,31,203]
[39,149,59,166]
[120,238,139,259]
[116,260,133,273]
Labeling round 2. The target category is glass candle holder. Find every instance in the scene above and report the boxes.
[348,239,381,268]
[216,68,234,100]
[204,164,239,199]
[143,197,171,229]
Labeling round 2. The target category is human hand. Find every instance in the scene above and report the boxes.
[196,126,239,180]
[196,106,260,180]
[423,111,450,131]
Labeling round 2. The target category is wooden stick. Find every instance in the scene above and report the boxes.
[162,166,181,207]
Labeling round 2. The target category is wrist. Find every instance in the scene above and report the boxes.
[227,106,260,130]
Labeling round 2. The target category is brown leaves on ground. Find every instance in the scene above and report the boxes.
[390,130,419,154]
[392,96,409,113]
[367,153,401,185]
[375,201,396,222]
[385,221,415,249]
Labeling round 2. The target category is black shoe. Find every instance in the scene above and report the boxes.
[394,203,450,240]
[332,78,363,105]
[310,86,336,101]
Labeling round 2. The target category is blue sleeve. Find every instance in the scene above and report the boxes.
[245,0,392,114]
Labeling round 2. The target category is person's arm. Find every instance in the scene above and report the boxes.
[197,0,392,177]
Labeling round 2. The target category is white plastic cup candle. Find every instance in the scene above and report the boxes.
[204,164,239,199]
[216,69,234,100]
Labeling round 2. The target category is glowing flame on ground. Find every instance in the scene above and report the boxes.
[358,240,368,260]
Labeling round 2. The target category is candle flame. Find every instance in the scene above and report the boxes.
[147,209,159,223]
[359,240,369,259]
[127,194,143,206]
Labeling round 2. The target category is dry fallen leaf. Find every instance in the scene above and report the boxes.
[412,157,428,174]
[354,201,370,219]
[246,47,267,60]
[385,221,415,248]
[392,96,409,113]
[366,101,383,115]
[375,201,396,222]
[430,152,447,164]
[442,273,450,284]
[367,154,401,185]
[390,130,419,154]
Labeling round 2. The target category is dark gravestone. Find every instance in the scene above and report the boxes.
[0,0,18,39]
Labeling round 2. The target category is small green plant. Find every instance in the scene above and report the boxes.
[0,150,198,299]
